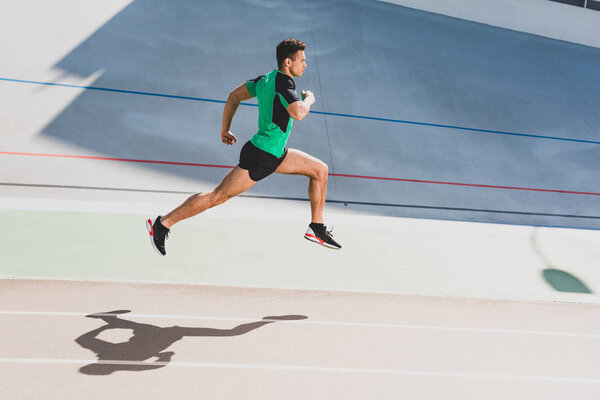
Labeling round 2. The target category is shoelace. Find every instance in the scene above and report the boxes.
[313,224,334,238]
[159,227,169,240]
[157,218,170,240]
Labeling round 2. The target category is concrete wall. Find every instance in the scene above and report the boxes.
[1,0,600,230]
[380,0,600,48]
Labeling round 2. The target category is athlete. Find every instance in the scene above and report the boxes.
[146,38,341,255]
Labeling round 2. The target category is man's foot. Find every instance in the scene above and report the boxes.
[146,216,170,256]
[304,223,341,250]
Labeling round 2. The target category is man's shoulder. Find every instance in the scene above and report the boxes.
[275,70,295,90]
[248,74,265,84]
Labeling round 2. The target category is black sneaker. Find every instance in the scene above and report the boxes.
[146,216,169,256]
[304,223,342,250]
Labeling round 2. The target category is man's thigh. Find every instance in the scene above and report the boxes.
[275,148,325,176]
[214,166,256,197]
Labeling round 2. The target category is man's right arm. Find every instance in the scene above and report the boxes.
[287,90,315,121]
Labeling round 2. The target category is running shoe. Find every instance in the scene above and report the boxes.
[146,216,169,256]
[304,223,341,250]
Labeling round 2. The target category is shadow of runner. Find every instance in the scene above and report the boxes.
[75,310,307,375]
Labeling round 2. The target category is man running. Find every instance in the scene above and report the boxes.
[146,38,341,255]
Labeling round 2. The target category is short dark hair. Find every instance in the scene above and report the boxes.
[276,39,306,69]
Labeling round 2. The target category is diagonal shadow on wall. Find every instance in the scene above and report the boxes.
[40,0,600,226]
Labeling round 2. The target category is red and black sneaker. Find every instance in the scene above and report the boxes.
[146,216,169,256]
[304,223,342,250]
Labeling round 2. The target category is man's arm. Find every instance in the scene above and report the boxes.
[221,83,254,145]
[286,90,315,121]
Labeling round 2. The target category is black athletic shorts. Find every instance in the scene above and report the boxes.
[238,141,288,182]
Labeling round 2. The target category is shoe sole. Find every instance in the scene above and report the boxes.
[304,234,341,250]
[146,218,165,256]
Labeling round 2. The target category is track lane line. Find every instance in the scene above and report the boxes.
[2,77,600,145]
[3,182,600,219]
[1,357,599,383]
[2,310,599,339]
[1,151,599,196]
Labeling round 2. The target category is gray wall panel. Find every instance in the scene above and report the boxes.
[36,0,600,228]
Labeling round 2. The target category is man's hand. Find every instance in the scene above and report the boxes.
[221,129,237,145]
[301,90,315,106]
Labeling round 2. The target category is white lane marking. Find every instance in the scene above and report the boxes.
[1,310,600,339]
[5,275,599,305]
[1,357,599,383]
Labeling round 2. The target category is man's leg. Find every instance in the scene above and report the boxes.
[275,149,328,223]
[275,149,341,249]
[161,166,256,228]
[146,167,256,255]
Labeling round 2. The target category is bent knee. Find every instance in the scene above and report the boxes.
[311,162,329,181]
[205,190,231,206]
[213,191,233,206]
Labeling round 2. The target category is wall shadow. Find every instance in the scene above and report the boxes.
[75,310,307,375]
[36,0,600,227]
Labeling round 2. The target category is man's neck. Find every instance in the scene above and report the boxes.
[278,68,294,79]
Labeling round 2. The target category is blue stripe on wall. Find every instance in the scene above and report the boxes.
[2,77,599,146]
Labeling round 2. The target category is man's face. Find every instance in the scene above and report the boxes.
[288,50,306,77]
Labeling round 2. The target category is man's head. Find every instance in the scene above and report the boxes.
[277,38,306,77]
